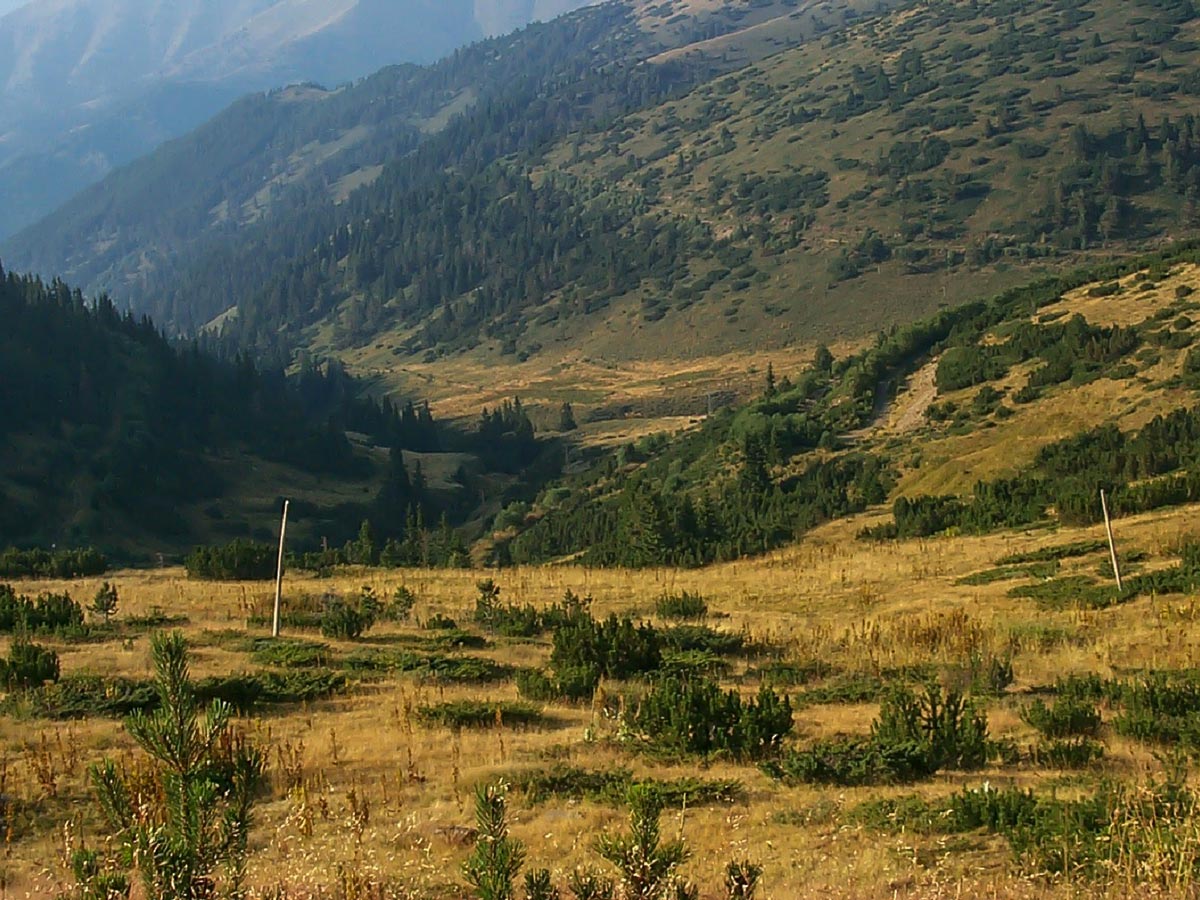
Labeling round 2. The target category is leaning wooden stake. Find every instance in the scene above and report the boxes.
[1100,489,1123,592]
[272,499,290,637]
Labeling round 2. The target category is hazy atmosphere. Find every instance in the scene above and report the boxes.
[7,0,1200,897]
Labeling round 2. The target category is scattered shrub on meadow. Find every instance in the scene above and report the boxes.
[654,591,708,621]
[1021,695,1103,738]
[626,675,793,759]
[416,700,544,729]
[0,546,107,579]
[0,634,60,689]
[184,539,277,580]
[0,584,84,633]
[768,683,988,786]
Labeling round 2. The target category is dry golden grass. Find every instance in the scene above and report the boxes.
[5,496,1200,899]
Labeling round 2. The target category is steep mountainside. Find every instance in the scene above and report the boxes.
[0,0,903,351]
[0,0,596,238]
[10,0,1200,373]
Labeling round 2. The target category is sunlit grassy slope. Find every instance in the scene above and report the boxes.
[5,493,1200,898]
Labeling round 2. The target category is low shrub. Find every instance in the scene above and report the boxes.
[0,585,84,633]
[507,764,742,808]
[1111,671,1200,746]
[185,540,276,580]
[769,684,988,786]
[0,546,107,579]
[625,676,793,759]
[748,660,834,687]
[320,595,376,640]
[662,624,747,656]
[416,700,544,729]
[250,638,333,669]
[343,649,509,683]
[7,669,345,719]
[0,635,60,689]
[474,586,591,637]
[654,591,708,621]
[996,541,1107,566]
[1030,738,1105,769]
[550,613,663,698]
[1021,695,1102,738]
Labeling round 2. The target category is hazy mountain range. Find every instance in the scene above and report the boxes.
[0,0,592,238]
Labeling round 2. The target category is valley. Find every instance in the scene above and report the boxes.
[8,0,1200,896]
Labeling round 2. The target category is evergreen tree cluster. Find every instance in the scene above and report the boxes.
[0,266,434,552]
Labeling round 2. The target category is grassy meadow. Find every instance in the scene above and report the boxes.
[5,498,1200,899]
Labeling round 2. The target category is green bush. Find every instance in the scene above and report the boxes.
[416,700,545,729]
[320,596,376,640]
[506,764,742,808]
[250,638,333,668]
[515,668,560,702]
[654,591,708,620]
[0,546,107,579]
[662,625,747,656]
[626,676,793,759]
[184,540,277,580]
[549,612,663,698]
[7,669,345,719]
[0,634,60,688]
[1030,738,1105,769]
[1021,695,1102,738]
[769,684,988,786]
[1111,672,1200,746]
[0,584,84,633]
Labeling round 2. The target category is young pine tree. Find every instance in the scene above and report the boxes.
[464,782,526,900]
[595,786,693,900]
[82,632,265,900]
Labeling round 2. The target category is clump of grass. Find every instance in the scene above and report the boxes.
[416,700,545,729]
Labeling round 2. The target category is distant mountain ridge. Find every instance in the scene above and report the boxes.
[0,0,594,238]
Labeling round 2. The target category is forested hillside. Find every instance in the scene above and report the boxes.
[0,0,600,239]
[0,0,895,360]
[8,0,1200,371]
[496,244,1200,568]
[0,266,477,557]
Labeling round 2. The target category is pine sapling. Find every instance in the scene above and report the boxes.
[82,631,265,900]
[595,785,691,900]
[724,860,762,899]
[464,782,525,900]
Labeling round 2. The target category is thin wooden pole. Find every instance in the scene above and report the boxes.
[272,499,289,638]
[1100,489,1122,592]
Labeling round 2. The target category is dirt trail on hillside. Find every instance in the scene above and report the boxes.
[892,361,939,433]
[847,359,939,443]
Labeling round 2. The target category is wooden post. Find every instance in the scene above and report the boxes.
[272,500,289,638]
[1100,489,1122,592]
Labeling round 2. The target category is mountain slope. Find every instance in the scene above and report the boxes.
[0,0,596,238]
[498,243,1200,567]
[0,264,449,557]
[11,0,1200,375]
[1,0,898,346]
